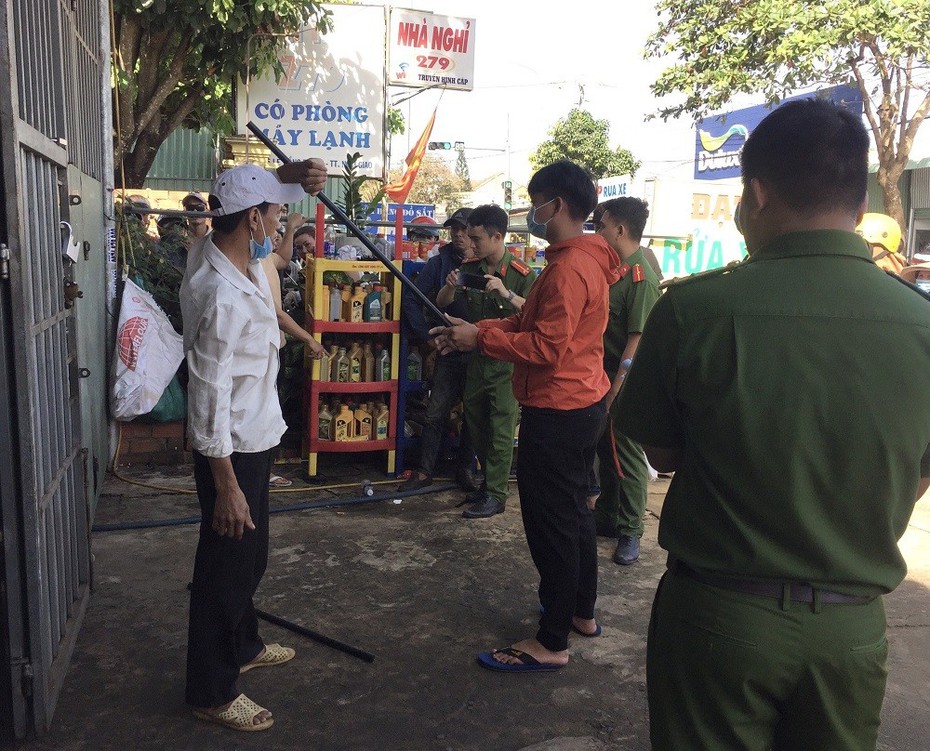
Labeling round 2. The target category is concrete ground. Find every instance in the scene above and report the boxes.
[19,456,930,751]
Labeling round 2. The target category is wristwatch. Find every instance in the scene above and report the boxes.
[507,289,516,302]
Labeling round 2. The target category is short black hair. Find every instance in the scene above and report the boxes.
[208,196,271,234]
[294,225,315,240]
[741,98,868,216]
[467,204,509,237]
[527,160,598,221]
[595,197,650,242]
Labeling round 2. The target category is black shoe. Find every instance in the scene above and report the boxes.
[397,472,432,492]
[613,535,640,565]
[455,466,480,492]
[462,494,505,519]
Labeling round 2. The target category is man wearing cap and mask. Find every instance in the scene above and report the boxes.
[398,207,480,493]
[181,159,326,732]
[182,191,211,241]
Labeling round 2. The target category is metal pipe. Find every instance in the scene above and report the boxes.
[255,609,375,663]
[245,121,452,326]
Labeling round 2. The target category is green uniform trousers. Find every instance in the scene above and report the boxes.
[648,568,888,751]
[593,399,648,537]
[463,355,518,505]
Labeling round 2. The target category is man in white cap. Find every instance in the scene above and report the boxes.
[182,159,326,732]
[182,191,211,240]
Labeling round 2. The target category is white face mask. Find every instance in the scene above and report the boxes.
[916,279,930,294]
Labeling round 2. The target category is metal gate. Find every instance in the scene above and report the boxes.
[0,0,106,737]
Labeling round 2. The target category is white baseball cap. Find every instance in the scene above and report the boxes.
[210,164,307,216]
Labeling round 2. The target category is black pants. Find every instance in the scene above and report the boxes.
[185,449,273,708]
[517,398,607,652]
[417,355,474,476]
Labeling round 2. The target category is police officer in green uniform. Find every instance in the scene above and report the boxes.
[437,204,536,518]
[617,99,930,750]
[590,197,661,565]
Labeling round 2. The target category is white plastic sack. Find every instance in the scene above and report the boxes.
[110,278,184,420]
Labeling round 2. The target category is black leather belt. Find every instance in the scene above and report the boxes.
[672,561,874,605]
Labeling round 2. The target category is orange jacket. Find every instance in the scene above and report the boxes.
[476,233,621,409]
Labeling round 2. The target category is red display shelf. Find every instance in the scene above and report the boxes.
[312,321,400,335]
[308,438,393,453]
[314,381,398,394]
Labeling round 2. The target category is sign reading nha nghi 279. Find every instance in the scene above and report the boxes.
[236,4,386,177]
[389,10,475,91]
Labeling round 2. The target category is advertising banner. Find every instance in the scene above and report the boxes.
[596,175,632,201]
[693,84,863,180]
[389,9,475,91]
[367,203,435,242]
[236,4,387,177]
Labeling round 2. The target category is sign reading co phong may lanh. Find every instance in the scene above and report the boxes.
[235,4,386,178]
[693,84,863,181]
[389,10,475,91]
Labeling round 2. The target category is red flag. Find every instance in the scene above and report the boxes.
[384,109,437,204]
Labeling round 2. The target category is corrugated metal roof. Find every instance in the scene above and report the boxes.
[143,128,219,191]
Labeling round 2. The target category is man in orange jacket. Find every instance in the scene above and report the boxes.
[432,159,621,671]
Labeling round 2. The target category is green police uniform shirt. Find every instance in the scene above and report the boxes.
[456,249,536,325]
[616,230,930,597]
[603,247,661,377]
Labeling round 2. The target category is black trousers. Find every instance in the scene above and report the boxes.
[185,449,273,708]
[517,397,607,652]
[417,355,474,476]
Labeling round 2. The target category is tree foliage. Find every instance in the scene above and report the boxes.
[455,149,472,191]
[530,109,640,180]
[388,157,466,213]
[647,0,930,229]
[112,0,331,188]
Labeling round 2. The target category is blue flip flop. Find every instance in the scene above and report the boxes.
[476,648,564,673]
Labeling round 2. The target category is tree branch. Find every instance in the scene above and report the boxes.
[132,33,193,140]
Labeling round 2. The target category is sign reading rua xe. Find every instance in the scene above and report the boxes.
[693,84,864,180]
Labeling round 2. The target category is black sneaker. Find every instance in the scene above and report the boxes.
[462,494,505,519]
[397,472,432,492]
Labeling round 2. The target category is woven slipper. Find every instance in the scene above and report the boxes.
[476,647,564,673]
[240,643,295,674]
[268,474,292,488]
[192,694,273,732]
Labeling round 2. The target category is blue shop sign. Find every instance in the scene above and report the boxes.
[693,84,864,180]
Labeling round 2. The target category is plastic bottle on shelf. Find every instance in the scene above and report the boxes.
[334,403,354,441]
[362,342,375,382]
[323,225,336,259]
[335,346,350,383]
[407,347,423,381]
[355,403,372,440]
[350,285,366,323]
[329,285,342,321]
[348,341,362,383]
[375,403,390,440]
[376,346,391,381]
[318,345,331,382]
[382,284,392,318]
[341,284,352,321]
[328,344,339,381]
[363,285,383,322]
[318,401,333,441]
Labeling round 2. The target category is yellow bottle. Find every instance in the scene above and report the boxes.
[348,341,362,383]
[362,342,375,382]
[350,285,366,323]
[334,403,354,441]
[335,347,350,383]
[375,403,390,440]
[354,403,372,440]
[341,284,352,321]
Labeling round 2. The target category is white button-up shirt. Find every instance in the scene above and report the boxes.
[180,234,286,457]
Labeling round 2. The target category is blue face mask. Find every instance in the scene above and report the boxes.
[526,198,556,239]
[249,218,272,261]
